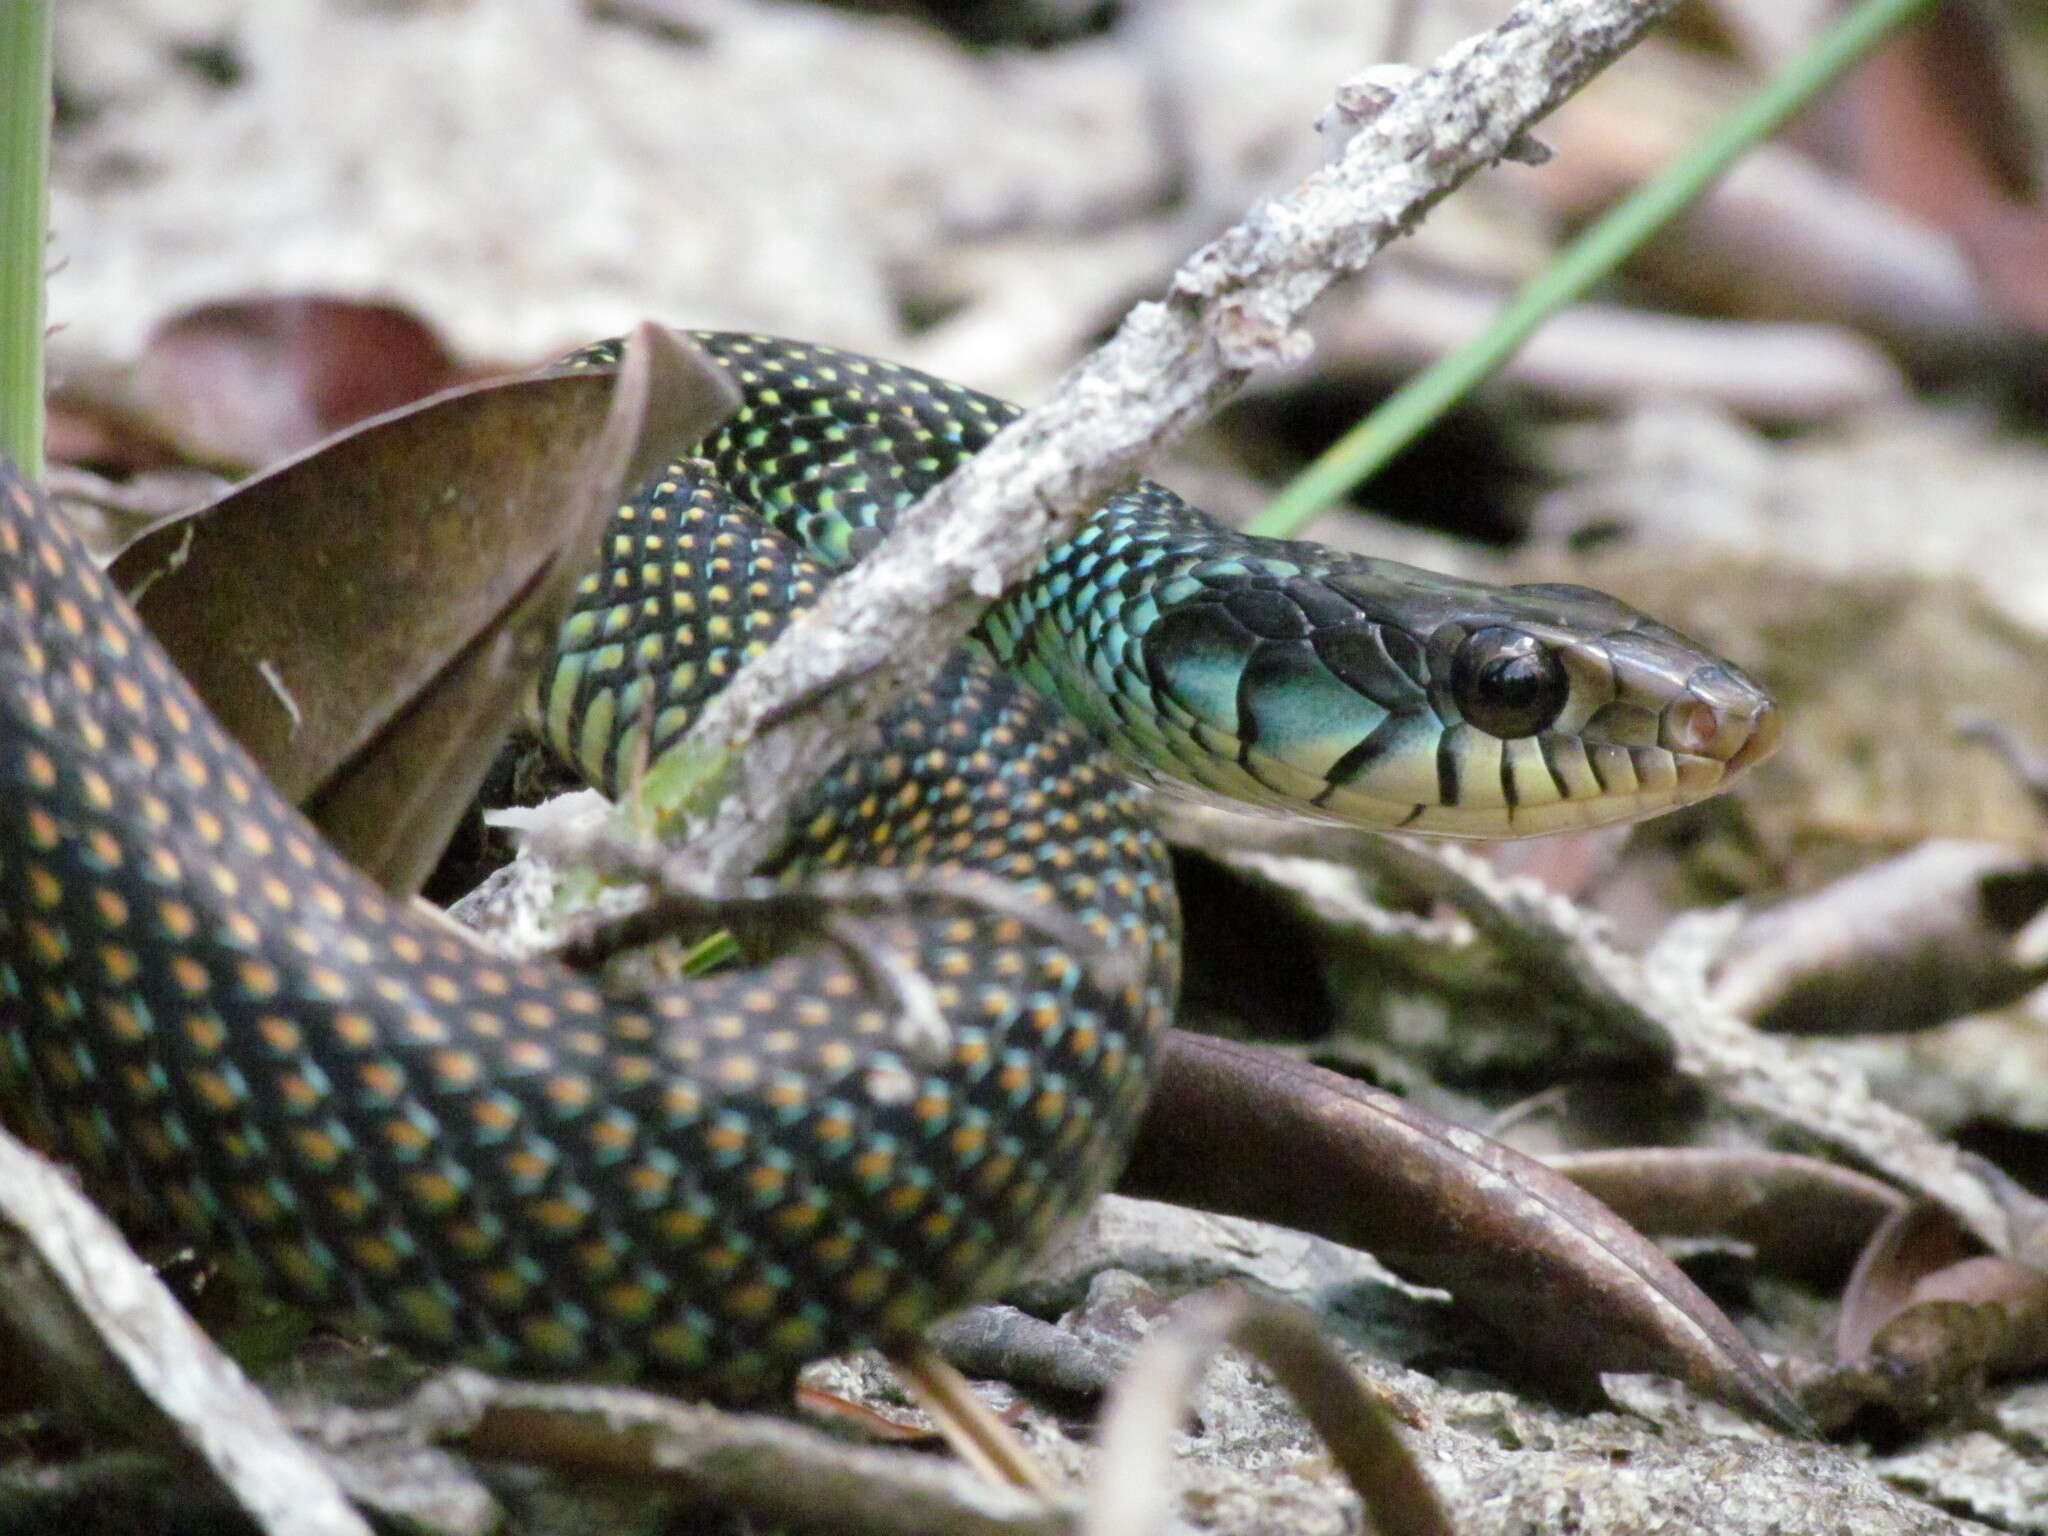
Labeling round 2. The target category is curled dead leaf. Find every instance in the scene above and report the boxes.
[111,324,741,895]
[134,297,464,469]
[1120,1031,1811,1432]
[1546,1147,1906,1286]
[1816,1199,2048,1428]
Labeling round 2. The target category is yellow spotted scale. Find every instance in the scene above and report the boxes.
[0,466,1171,1399]
[0,333,1776,1400]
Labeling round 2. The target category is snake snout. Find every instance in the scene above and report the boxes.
[1721,688,1783,777]
[1662,665,1781,781]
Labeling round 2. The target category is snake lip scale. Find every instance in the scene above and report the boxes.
[0,333,1779,1400]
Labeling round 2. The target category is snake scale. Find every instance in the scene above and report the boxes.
[0,333,1779,1399]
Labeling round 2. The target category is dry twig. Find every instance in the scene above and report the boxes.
[664,0,1690,886]
[308,1370,1069,1536]
[1082,1285,1452,1536]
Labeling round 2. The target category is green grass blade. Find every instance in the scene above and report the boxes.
[0,0,53,480]
[1249,0,1942,540]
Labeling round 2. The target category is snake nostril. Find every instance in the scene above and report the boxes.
[1666,697,1720,756]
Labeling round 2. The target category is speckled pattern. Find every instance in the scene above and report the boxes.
[0,458,1174,1399]
[558,334,1779,839]
[0,330,1771,1401]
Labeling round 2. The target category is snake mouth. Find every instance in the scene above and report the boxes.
[1376,659,1782,839]
[1720,695,1783,778]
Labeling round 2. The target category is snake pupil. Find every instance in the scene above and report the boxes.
[1451,627,1567,739]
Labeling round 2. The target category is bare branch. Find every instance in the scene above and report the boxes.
[669,0,1685,883]
[309,1370,1068,1536]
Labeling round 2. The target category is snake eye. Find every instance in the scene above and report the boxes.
[1450,627,1567,738]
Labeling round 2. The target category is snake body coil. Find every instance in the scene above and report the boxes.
[0,334,1778,1397]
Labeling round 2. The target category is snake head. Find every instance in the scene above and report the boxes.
[1398,578,1782,836]
[1133,558,1781,839]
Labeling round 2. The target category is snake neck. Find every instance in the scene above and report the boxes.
[647,332,1777,838]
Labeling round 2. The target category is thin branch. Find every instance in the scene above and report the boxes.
[667,0,1686,886]
[307,1370,1069,1536]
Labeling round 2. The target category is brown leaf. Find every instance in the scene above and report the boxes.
[1897,1256,2048,1376]
[793,1385,945,1442]
[1836,1200,1980,1365]
[1119,1031,1811,1431]
[1849,1,2035,232]
[110,325,741,894]
[1819,1200,2048,1426]
[1709,841,2048,1034]
[1958,204,2048,335]
[134,297,464,468]
[1546,1148,1906,1286]
[1849,2,2048,338]
[45,390,184,478]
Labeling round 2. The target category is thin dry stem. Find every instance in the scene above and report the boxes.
[667,0,1685,884]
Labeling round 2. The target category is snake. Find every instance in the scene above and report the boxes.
[0,332,1780,1401]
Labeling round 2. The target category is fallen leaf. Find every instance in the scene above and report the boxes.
[1848,2,2048,337]
[1849,1,2035,231]
[1708,839,2048,1032]
[1546,1147,1905,1286]
[134,297,465,468]
[1813,1200,2048,1427]
[1119,1031,1812,1431]
[45,390,184,478]
[111,325,741,894]
[1837,1200,1980,1365]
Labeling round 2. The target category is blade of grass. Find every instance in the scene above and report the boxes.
[1249,0,1942,539]
[0,0,52,479]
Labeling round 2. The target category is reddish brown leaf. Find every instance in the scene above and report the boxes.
[1820,1200,2048,1425]
[134,297,465,468]
[1849,1,2048,337]
[110,325,741,894]
[1120,1032,1811,1431]
[1547,1148,1906,1286]
[794,1385,945,1442]
[1850,1,2035,231]
[1836,1200,1980,1364]
[1901,1254,2048,1374]
[1958,204,2048,334]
